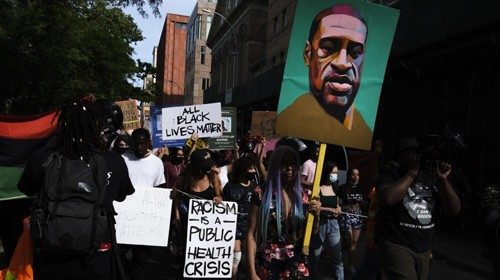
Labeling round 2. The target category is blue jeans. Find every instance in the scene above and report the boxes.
[311,219,344,280]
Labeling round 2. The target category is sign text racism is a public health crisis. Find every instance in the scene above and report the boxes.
[184,199,238,278]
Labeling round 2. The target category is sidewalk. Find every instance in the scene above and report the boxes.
[431,228,493,279]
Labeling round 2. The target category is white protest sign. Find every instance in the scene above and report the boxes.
[161,103,222,140]
[113,188,172,247]
[184,199,238,278]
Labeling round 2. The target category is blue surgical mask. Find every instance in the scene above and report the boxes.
[329,173,338,183]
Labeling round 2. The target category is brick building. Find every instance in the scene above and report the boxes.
[156,13,189,105]
[184,0,218,105]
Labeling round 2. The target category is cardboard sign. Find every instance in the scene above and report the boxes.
[114,188,172,247]
[250,111,278,139]
[207,107,237,150]
[186,138,207,149]
[162,103,222,140]
[115,100,141,131]
[184,199,238,278]
[275,0,399,150]
[150,106,188,148]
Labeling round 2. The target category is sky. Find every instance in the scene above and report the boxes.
[123,0,197,67]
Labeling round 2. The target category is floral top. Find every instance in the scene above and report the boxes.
[251,186,311,280]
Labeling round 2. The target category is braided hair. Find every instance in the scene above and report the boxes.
[55,100,105,160]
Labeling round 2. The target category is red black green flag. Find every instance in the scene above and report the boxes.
[0,110,59,200]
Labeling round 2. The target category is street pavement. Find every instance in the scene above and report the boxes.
[1,228,495,279]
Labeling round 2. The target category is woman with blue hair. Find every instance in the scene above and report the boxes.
[246,145,321,279]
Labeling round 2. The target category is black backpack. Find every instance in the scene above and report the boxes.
[31,151,110,254]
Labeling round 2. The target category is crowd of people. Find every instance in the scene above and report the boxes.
[1,98,469,280]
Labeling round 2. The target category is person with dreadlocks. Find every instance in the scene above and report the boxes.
[18,99,131,280]
[246,145,321,280]
[222,156,260,279]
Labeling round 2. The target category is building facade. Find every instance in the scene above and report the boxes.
[156,13,189,105]
[184,0,218,105]
[205,0,268,102]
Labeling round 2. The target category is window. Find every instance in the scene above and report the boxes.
[201,46,206,65]
[175,22,187,29]
[202,78,210,90]
[281,8,287,28]
[206,15,213,39]
[196,15,202,39]
[273,17,278,35]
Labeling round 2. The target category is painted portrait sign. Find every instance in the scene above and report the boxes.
[276,0,399,150]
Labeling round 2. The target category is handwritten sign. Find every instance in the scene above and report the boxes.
[186,138,207,149]
[115,100,140,131]
[250,111,278,139]
[207,107,237,150]
[162,103,222,140]
[150,106,186,148]
[114,188,172,247]
[184,199,238,278]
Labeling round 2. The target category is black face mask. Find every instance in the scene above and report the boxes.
[172,156,184,164]
[115,147,128,154]
[246,172,258,182]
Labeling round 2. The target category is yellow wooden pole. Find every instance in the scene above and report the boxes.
[302,142,327,256]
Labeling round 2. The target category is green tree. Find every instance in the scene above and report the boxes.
[0,0,162,115]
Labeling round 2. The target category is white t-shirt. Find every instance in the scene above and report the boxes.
[301,159,317,184]
[122,151,166,190]
[219,165,229,189]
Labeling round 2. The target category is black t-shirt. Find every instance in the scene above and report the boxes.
[18,148,135,217]
[376,163,438,253]
[337,183,364,206]
[223,181,256,239]
[102,151,135,216]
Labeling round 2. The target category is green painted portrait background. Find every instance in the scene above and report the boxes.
[277,0,399,132]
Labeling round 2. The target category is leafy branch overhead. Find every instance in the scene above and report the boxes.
[0,0,163,115]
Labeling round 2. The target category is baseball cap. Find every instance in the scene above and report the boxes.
[189,149,215,170]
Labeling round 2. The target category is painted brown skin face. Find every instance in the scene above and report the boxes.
[305,12,367,122]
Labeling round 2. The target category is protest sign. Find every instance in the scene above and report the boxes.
[275,0,399,150]
[114,188,172,247]
[207,107,237,150]
[250,111,278,139]
[115,100,140,131]
[184,199,238,278]
[150,106,187,148]
[186,138,207,149]
[162,103,222,140]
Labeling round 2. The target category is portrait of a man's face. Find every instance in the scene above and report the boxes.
[275,0,399,150]
[304,4,367,124]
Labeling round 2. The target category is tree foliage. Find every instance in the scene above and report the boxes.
[0,0,162,115]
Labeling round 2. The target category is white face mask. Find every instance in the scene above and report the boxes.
[329,173,338,183]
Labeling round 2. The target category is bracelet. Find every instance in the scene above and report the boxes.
[407,172,417,179]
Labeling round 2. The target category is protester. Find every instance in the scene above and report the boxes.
[338,167,365,274]
[376,137,461,280]
[112,134,130,155]
[173,149,222,278]
[310,161,344,280]
[481,167,500,279]
[121,128,166,280]
[246,145,321,280]
[222,156,260,279]
[301,146,319,189]
[18,100,133,280]
[164,147,186,188]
